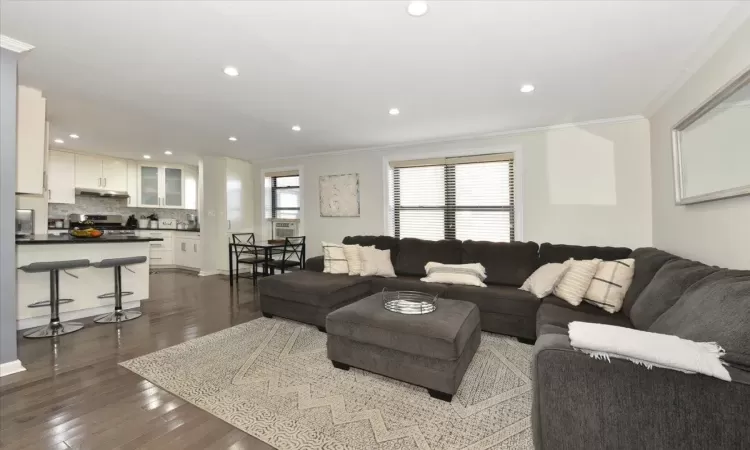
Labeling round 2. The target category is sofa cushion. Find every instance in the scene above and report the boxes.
[326,294,480,360]
[342,235,400,267]
[444,284,540,317]
[621,247,679,317]
[257,271,371,308]
[629,259,719,329]
[536,295,633,335]
[537,323,569,336]
[539,243,631,265]
[461,240,540,286]
[394,238,462,276]
[371,275,448,296]
[649,270,750,367]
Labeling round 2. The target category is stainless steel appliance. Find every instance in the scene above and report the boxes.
[68,214,136,236]
[186,213,198,230]
[15,209,34,237]
[74,187,129,198]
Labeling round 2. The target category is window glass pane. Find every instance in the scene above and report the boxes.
[276,209,300,219]
[398,166,444,207]
[276,176,299,187]
[264,177,273,219]
[455,162,511,206]
[398,210,445,241]
[276,188,299,208]
[455,211,511,242]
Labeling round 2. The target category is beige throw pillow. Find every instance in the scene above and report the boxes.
[322,242,349,274]
[520,261,571,299]
[342,244,371,276]
[421,262,487,287]
[359,247,396,278]
[584,258,635,313]
[553,259,601,306]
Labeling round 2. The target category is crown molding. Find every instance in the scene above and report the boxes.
[255,114,646,163]
[0,35,34,53]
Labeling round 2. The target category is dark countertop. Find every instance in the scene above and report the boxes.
[136,228,200,232]
[16,235,164,245]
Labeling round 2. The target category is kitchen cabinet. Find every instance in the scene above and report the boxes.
[75,154,128,191]
[16,86,47,195]
[138,164,184,208]
[126,160,138,207]
[47,150,76,204]
[174,233,201,269]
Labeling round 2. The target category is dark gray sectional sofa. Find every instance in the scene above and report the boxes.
[257,235,750,450]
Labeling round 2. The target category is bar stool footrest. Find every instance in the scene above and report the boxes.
[28,298,74,308]
[96,291,134,299]
[94,310,142,323]
[23,322,84,338]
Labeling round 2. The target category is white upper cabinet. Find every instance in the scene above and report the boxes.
[138,164,185,209]
[16,86,47,195]
[47,150,76,204]
[74,154,128,191]
[101,157,128,191]
[126,160,138,207]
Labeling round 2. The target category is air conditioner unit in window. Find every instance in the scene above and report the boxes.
[270,219,300,240]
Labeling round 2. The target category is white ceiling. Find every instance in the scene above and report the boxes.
[2,1,747,162]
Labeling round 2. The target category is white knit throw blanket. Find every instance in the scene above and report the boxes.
[568,321,731,382]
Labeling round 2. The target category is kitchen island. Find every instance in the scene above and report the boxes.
[16,235,162,330]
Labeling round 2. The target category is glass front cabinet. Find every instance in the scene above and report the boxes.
[138,164,185,208]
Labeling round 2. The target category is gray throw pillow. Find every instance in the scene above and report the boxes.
[629,259,719,330]
[649,270,750,367]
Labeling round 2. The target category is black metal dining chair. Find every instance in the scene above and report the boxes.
[265,236,305,275]
[232,233,264,283]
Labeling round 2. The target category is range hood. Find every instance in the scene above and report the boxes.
[75,188,130,198]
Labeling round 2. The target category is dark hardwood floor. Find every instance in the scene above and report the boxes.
[0,271,275,450]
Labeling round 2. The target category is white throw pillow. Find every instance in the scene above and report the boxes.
[421,262,487,287]
[359,247,396,278]
[520,261,571,299]
[322,242,349,274]
[342,244,371,276]
[583,258,635,313]
[553,259,601,306]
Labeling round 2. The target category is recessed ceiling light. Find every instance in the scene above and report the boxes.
[520,84,535,93]
[143,155,151,159]
[223,66,239,77]
[292,125,301,132]
[164,150,173,155]
[69,133,80,139]
[228,136,238,142]
[389,108,400,116]
[407,1,429,17]
[54,138,64,144]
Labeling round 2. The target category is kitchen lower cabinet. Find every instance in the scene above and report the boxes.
[174,233,201,270]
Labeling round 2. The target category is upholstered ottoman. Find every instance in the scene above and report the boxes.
[326,293,481,401]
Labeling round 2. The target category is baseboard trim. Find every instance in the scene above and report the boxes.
[17,300,141,330]
[0,360,26,377]
[198,270,220,277]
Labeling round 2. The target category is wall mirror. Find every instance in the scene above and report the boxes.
[672,67,750,205]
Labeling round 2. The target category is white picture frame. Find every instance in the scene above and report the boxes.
[319,173,360,217]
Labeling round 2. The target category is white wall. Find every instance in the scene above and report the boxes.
[650,18,750,269]
[254,118,652,257]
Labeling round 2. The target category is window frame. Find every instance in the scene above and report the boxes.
[269,175,300,219]
[389,153,516,242]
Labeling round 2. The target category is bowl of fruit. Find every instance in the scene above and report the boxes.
[69,220,104,238]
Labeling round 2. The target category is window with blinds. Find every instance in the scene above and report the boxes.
[264,171,300,219]
[387,153,515,242]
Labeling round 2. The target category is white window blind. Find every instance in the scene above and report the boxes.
[388,154,515,242]
[264,172,300,219]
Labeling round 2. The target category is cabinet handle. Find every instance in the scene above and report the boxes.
[98,178,101,187]
[181,242,186,251]
[228,220,231,230]
[103,178,107,187]
[194,243,197,252]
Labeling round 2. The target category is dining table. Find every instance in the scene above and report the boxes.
[228,240,305,285]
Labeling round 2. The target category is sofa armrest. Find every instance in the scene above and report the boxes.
[305,255,324,272]
[532,333,750,450]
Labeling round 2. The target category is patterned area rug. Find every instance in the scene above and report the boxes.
[121,317,534,450]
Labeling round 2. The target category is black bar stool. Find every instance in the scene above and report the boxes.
[92,256,147,323]
[19,259,90,338]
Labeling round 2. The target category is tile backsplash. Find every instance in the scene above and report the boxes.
[49,196,197,225]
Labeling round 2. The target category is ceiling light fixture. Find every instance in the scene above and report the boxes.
[69,133,80,139]
[228,136,238,142]
[223,66,239,77]
[54,138,64,144]
[292,125,301,132]
[520,84,535,93]
[164,150,173,155]
[143,155,151,159]
[407,1,429,17]
[389,108,400,116]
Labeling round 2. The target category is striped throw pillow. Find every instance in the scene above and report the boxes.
[553,259,601,306]
[584,259,635,313]
[322,242,349,274]
[421,262,487,287]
